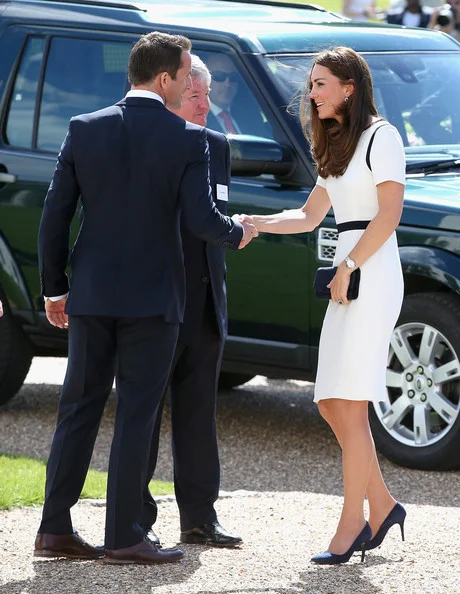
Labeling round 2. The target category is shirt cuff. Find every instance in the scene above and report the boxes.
[44,293,69,302]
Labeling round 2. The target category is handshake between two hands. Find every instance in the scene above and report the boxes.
[232,214,258,249]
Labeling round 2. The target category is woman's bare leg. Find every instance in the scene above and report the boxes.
[318,399,396,537]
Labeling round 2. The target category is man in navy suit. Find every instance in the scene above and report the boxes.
[36,32,256,565]
[141,56,242,548]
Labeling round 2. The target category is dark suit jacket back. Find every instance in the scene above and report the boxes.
[38,97,243,321]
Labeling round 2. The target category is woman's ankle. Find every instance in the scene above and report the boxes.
[368,496,397,519]
[336,514,366,534]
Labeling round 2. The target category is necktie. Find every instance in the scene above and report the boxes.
[218,110,237,134]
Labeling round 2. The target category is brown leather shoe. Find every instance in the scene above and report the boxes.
[104,538,184,565]
[34,532,104,560]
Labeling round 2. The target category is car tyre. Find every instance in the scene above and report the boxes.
[370,292,460,470]
[0,293,33,406]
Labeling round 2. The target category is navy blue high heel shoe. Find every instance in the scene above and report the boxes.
[311,522,372,565]
[366,502,406,551]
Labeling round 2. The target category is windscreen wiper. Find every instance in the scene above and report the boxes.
[406,158,460,174]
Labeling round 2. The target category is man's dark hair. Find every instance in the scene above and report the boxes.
[128,31,192,86]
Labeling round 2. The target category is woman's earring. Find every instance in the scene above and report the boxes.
[344,96,349,102]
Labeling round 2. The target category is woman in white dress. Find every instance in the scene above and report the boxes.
[238,47,407,564]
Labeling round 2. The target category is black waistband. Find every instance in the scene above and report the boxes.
[337,220,371,233]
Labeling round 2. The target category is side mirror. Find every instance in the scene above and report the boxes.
[228,134,295,176]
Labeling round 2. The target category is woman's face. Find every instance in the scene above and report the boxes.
[309,64,351,123]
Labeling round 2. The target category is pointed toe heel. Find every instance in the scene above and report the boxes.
[367,502,406,551]
[311,522,372,566]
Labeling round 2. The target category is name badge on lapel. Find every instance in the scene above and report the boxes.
[216,184,229,201]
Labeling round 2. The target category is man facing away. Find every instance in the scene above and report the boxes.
[36,32,256,566]
[141,55,242,548]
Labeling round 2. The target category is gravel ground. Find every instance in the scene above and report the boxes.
[1,358,460,593]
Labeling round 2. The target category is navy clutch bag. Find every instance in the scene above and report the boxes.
[313,266,361,300]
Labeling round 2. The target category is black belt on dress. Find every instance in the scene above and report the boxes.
[337,220,371,234]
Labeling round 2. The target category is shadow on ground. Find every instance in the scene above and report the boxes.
[1,377,459,507]
[0,551,201,594]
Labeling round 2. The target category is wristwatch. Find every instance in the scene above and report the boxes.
[345,256,357,271]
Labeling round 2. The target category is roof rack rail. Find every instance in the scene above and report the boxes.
[24,0,144,10]
[217,0,329,12]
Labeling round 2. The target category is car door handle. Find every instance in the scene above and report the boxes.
[0,172,17,183]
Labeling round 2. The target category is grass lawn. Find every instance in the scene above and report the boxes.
[0,453,174,511]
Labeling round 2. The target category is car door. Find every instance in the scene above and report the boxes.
[194,47,321,377]
[0,29,131,314]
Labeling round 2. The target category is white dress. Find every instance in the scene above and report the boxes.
[313,121,406,403]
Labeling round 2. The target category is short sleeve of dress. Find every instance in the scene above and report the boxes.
[369,125,406,186]
[316,174,327,188]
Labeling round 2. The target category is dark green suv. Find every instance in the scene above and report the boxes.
[1,0,460,471]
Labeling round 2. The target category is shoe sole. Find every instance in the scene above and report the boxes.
[103,557,183,565]
[180,535,243,547]
[34,550,103,560]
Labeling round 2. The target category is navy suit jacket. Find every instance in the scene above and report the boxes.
[180,128,231,342]
[38,97,243,321]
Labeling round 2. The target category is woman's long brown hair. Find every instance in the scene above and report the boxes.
[300,47,378,178]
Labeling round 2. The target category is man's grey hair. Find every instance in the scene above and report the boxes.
[191,54,212,86]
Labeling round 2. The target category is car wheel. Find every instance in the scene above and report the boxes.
[370,292,460,470]
[0,294,33,406]
[218,372,253,391]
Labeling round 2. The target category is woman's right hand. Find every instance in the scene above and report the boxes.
[233,187,331,235]
[236,213,256,227]
[232,214,258,248]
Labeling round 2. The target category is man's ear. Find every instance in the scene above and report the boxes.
[158,72,169,90]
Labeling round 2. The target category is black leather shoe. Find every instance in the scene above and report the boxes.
[180,521,242,547]
[144,529,161,547]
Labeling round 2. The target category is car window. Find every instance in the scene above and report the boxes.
[5,36,45,149]
[37,38,130,152]
[265,52,460,158]
[197,50,274,140]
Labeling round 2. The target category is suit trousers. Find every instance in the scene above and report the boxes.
[39,314,178,550]
[142,293,223,531]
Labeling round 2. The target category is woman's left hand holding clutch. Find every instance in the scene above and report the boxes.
[327,262,352,305]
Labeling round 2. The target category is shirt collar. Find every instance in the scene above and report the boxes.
[125,90,164,105]
[210,102,231,116]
